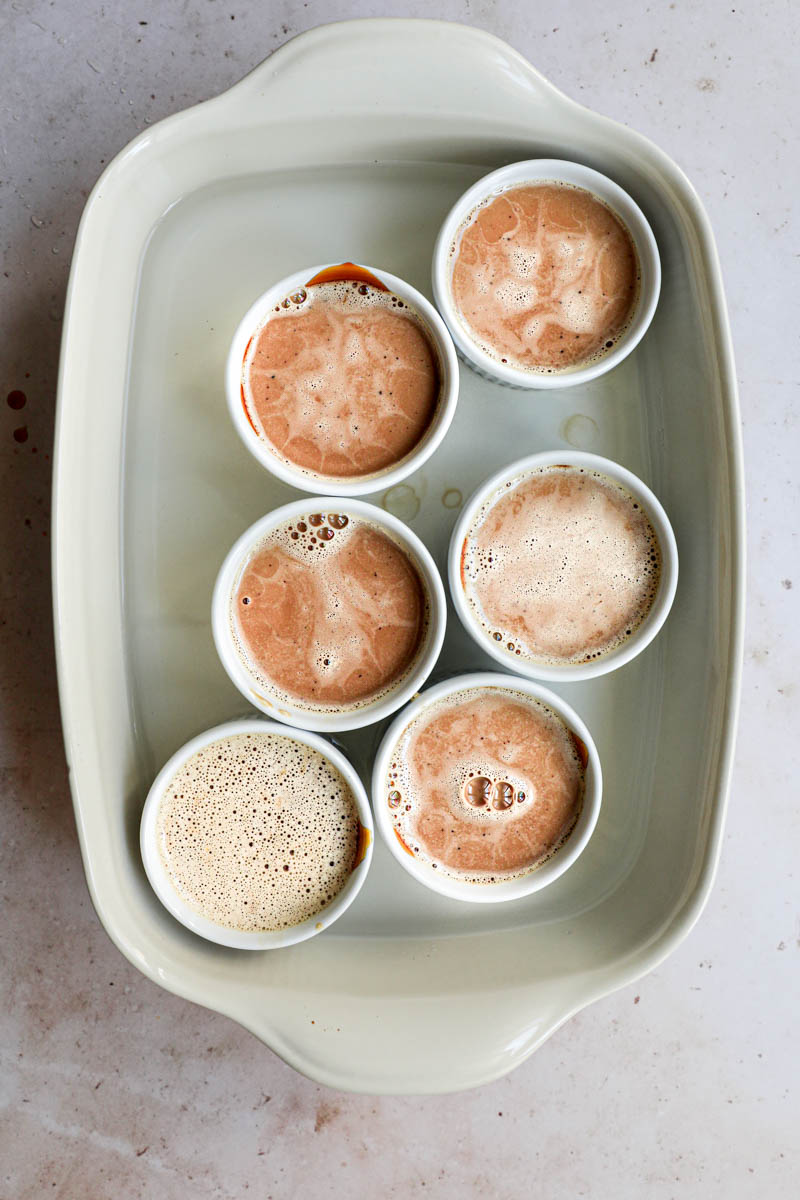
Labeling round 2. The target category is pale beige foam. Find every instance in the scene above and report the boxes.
[450,182,640,373]
[385,687,585,882]
[156,732,360,931]
[461,467,661,665]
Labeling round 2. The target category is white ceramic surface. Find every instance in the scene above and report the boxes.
[432,159,661,388]
[52,20,743,1093]
[372,672,602,902]
[226,262,459,495]
[448,451,679,681]
[211,497,447,732]
[140,718,374,949]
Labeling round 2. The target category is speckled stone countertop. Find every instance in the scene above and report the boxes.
[1,2,797,1196]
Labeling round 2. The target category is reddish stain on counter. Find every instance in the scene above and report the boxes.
[7,390,27,410]
[13,427,28,443]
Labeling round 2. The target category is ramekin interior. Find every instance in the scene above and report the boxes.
[447,451,679,682]
[432,159,661,390]
[140,718,374,949]
[226,262,459,494]
[212,497,447,732]
[372,672,602,904]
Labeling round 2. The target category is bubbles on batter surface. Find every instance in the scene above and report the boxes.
[462,466,662,666]
[461,775,519,810]
[241,279,442,480]
[155,732,360,932]
[385,686,586,884]
[450,180,641,374]
[257,511,353,561]
[229,512,430,714]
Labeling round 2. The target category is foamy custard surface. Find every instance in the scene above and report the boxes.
[156,732,361,931]
[243,280,440,478]
[233,512,428,711]
[462,466,661,665]
[386,687,585,881]
[451,182,639,372]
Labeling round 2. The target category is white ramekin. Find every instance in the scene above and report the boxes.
[372,672,601,904]
[448,450,679,682]
[432,159,661,389]
[212,496,447,733]
[140,718,373,949]
[226,262,459,494]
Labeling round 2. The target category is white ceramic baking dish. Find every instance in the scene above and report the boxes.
[53,19,743,1094]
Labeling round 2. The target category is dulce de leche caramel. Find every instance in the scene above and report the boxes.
[386,687,586,881]
[451,182,639,372]
[243,277,440,478]
[233,512,427,711]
